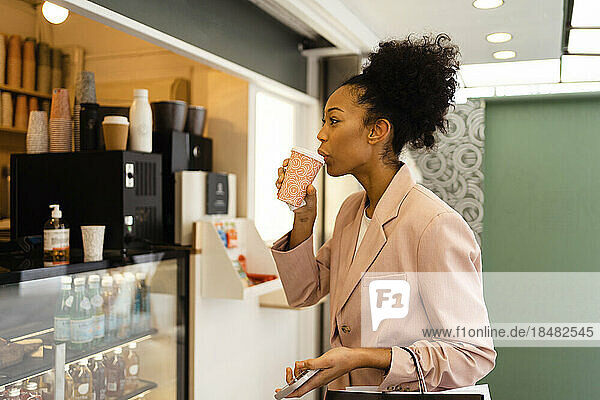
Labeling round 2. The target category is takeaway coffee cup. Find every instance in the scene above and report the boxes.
[81,225,105,262]
[102,116,129,151]
[277,147,325,210]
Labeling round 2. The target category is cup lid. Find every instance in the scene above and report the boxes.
[291,147,325,164]
[102,116,129,125]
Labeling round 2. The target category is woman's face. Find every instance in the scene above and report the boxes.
[317,85,372,177]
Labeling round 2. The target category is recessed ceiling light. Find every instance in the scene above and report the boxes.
[459,59,560,87]
[486,32,512,43]
[571,0,600,28]
[568,29,600,53]
[493,50,516,60]
[472,0,503,10]
[42,1,69,24]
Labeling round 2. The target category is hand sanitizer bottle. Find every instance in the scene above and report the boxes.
[43,204,70,266]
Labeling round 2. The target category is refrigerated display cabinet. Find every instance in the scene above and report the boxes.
[0,250,189,400]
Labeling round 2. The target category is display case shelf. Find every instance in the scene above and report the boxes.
[192,219,282,300]
[0,329,157,387]
[118,379,158,400]
[0,83,52,100]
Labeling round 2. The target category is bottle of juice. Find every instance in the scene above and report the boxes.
[72,359,93,400]
[70,277,93,352]
[104,348,125,398]
[101,275,117,342]
[87,275,105,346]
[6,388,20,400]
[124,342,139,391]
[226,222,238,248]
[88,354,106,400]
[54,276,73,345]
[64,365,74,400]
[38,370,54,400]
[22,382,42,400]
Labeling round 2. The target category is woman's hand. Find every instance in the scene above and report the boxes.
[274,347,359,398]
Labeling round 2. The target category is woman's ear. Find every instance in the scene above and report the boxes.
[367,118,392,145]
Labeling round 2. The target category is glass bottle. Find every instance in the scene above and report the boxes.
[0,385,7,400]
[101,275,117,342]
[54,276,73,345]
[43,204,70,266]
[124,342,139,391]
[117,273,135,339]
[64,366,74,400]
[105,348,125,398]
[72,359,93,400]
[70,277,93,353]
[22,382,41,400]
[87,275,105,346]
[38,370,54,400]
[88,354,106,400]
[6,388,20,400]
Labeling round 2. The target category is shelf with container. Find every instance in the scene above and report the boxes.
[0,84,52,100]
[192,218,282,300]
[0,249,189,400]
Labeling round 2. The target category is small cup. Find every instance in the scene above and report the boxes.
[277,147,325,210]
[102,115,129,151]
[81,225,105,262]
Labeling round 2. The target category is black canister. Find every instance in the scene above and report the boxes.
[80,102,100,150]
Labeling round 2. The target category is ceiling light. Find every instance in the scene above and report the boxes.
[472,0,503,10]
[493,50,516,59]
[561,55,600,82]
[568,29,600,54]
[459,59,560,87]
[571,0,600,27]
[42,2,69,24]
[486,32,512,43]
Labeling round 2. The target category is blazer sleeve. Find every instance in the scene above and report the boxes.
[271,232,332,308]
[377,211,497,392]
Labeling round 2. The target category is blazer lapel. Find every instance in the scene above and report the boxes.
[333,165,416,319]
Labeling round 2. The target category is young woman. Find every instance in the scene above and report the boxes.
[273,34,496,397]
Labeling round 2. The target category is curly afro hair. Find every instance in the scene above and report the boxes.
[343,33,460,166]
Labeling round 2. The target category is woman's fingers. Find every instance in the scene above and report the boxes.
[283,158,289,167]
[286,367,294,384]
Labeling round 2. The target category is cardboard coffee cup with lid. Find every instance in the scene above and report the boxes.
[102,116,129,151]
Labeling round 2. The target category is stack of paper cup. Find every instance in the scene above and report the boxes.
[49,88,72,152]
[1,92,13,127]
[7,35,21,87]
[22,38,36,91]
[73,71,97,151]
[37,42,51,94]
[0,35,6,85]
[14,95,28,130]
[26,111,49,153]
[29,97,38,112]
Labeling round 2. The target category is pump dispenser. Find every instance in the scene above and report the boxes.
[43,204,70,266]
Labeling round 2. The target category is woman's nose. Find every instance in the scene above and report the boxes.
[316,127,327,142]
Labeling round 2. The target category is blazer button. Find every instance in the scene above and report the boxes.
[341,325,351,333]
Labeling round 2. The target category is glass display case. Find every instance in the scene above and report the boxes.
[0,250,188,400]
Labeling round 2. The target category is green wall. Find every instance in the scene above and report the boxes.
[90,0,307,92]
[482,94,600,399]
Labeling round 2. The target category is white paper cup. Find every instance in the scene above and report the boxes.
[81,225,105,262]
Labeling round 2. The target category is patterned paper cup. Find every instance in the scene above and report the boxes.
[81,225,105,262]
[277,147,325,210]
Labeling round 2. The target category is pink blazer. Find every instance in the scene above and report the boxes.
[271,165,496,392]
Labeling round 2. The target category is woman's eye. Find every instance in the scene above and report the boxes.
[329,118,339,125]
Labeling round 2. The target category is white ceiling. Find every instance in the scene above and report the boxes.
[339,0,565,65]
